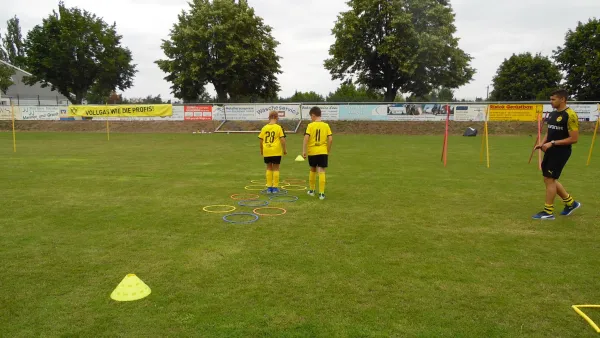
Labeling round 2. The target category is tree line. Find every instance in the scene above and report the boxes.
[0,0,598,104]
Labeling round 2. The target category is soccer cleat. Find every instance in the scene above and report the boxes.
[266,187,273,194]
[319,193,325,200]
[531,211,555,220]
[307,190,315,197]
[272,187,280,194]
[560,201,581,216]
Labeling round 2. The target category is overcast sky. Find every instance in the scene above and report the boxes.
[2,0,599,101]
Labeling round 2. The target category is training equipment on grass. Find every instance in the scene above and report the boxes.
[260,188,288,195]
[110,274,151,301]
[463,127,477,136]
[253,207,287,216]
[281,185,307,191]
[478,106,490,168]
[245,185,268,191]
[230,193,260,200]
[295,155,305,162]
[250,180,264,184]
[202,205,236,213]
[238,199,269,207]
[527,110,543,170]
[572,305,600,333]
[587,106,599,166]
[10,102,16,153]
[222,212,259,224]
[441,104,450,167]
[269,195,299,203]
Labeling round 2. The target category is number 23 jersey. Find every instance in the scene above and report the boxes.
[259,123,286,157]
[305,121,332,156]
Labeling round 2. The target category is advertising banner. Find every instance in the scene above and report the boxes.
[222,105,255,120]
[453,105,487,122]
[20,106,61,120]
[93,106,185,121]
[339,104,389,121]
[387,103,450,121]
[255,104,301,120]
[0,106,18,120]
[301,105,339,121]
[184,105,212,121]
[68,104,172,117]
[543,104,599,122]
[488,104,541,122]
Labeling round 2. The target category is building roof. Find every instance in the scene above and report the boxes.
[0,60,70,105]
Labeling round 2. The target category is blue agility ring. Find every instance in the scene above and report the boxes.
[260,188,288,195]
[222,212,259,224]
[238,199,269,207]
[269,195,299,203]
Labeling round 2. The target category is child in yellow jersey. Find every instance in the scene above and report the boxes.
[302,107,333,200]
[259,111,287,193]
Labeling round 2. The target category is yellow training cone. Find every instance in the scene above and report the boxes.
[110,274,151,301]
[295,155,304,162]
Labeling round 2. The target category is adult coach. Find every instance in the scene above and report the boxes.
[532,89,581,220]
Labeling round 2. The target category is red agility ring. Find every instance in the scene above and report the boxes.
[230,193,260,200]
[252,207,287,216]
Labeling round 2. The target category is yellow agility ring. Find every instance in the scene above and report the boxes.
[202,205,236,213]
[253,207,287,216]
[250,180,264,184]
[281,185,307,191]
[245,185,267,191]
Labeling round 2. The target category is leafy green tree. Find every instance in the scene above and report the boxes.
[324,0,474,102]
[2,16,26,69]
[326,82,383,102]
[553,18,600,100]
[0,64,14,93]
[23,2,137,104]
[490,52,561,101]
[286,91,325,102]
[407,87,455,102]
[156,0,282,102]
[0,30,7,61]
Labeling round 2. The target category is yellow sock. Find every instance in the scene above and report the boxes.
[309,171,317,190]
[266,170,273,187]
[319,172,326,194]
[273,171,280,188]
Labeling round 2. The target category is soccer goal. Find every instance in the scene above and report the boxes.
[213,104,304,134]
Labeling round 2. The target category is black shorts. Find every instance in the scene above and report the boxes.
[308,154,328,168]
[264,156,281,164]
[541,147,571,179]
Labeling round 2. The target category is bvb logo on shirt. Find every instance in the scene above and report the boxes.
[557,116,563,122]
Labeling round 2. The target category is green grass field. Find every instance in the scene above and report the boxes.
[1,131,599,337]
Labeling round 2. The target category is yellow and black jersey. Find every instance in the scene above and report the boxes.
[547,107,578,148]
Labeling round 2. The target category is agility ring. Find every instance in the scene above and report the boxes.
[203,205,236,213]
[238,199,269,207]
[222,212,259,224]
[245,185,267,191]
[230,193,260,200]
[281,185,307,191]
[260,188,288,195]
[250,180,264,184]
[269,195,299,203]
[253,207,287,216]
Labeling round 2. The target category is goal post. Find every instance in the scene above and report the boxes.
[214,103,304,133]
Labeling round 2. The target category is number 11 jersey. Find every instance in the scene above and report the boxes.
[305,121,332,156]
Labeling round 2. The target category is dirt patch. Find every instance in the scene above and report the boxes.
[0,120,597,135]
